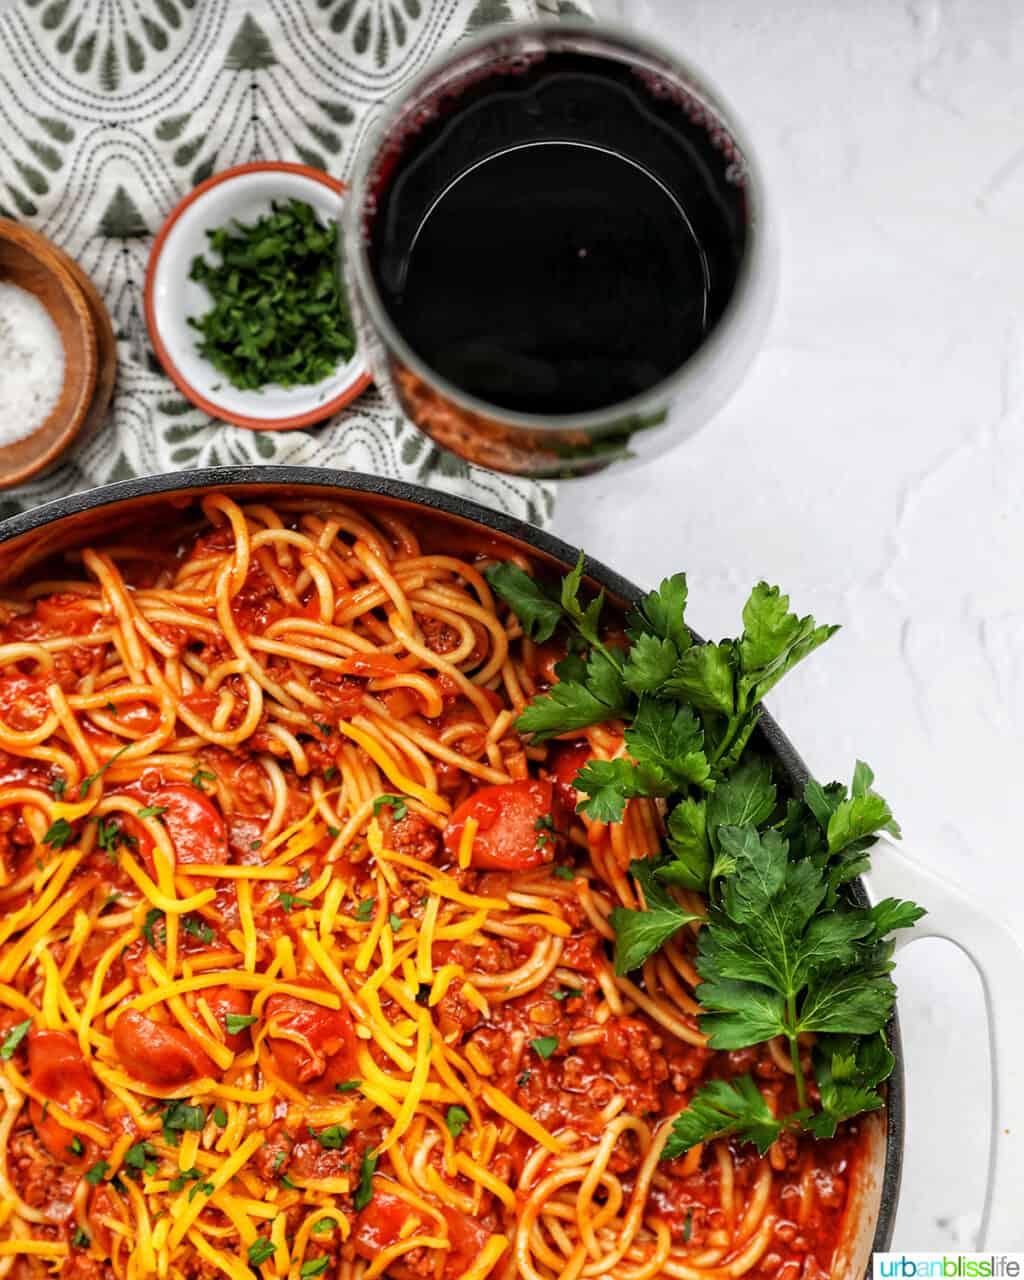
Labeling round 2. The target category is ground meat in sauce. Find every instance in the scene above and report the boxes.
[389,812,441,862]
[9,1127,76,1221]
[419,616,461,655]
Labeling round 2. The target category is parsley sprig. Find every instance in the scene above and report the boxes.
[487,559,837,822]
[487,556,926,1150]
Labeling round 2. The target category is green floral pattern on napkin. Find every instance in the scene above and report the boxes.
[0,0,586,522]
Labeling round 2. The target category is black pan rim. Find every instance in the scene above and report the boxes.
[0,464,903,1261]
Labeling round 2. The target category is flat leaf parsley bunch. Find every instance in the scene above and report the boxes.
[486,556,924,1155]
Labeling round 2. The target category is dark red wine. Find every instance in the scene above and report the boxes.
[368,53,747,417]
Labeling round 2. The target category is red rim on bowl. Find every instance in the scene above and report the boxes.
[144,162,372,431]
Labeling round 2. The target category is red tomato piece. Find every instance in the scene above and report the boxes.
[549,741,593,813]
[112,1009,215,1086]
[27,1030,104,1164]
[443,780,556,870]
[353,1192,490,1280]
[149,783,228,867]
[200,986,253,1053]
[263,991,358,1093]
[352,1188,417,1260]
[440,1206,493,1274]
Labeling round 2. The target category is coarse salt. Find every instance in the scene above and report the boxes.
[0,281,66,448]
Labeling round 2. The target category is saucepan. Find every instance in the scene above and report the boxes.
[0,466,1019,1271]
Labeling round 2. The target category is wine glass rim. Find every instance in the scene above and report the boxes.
[343,17,772,435]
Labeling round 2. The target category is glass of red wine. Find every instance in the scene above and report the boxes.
[342,20,774,478]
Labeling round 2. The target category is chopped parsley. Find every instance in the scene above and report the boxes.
[323,765,338,784]
[105,701,118,715]
[50,774,67,800]
[280,1173,298,1190]
[96,816,137,860]
[530,1036,559,1060]
[683,1208,693,1243]
[187,200,354,392]
[326,825,340,839]
[188,1180,215,1202]
[553,988,583,1002]
[1,1019,31,1059]
[71,1228,90,1249]
[181,913,213,944]
[42,818,74,851]
[161,1101,205,1144]
[191,767,216,792]
[123,1141,158,1177]
[300,1259,330,1278]
[353,1151,378,1211]
[313,1124,349,1150]
[169,1167,201,1193]
[77,745,130,799]
[67,1136,84,1156]
[225,1013,257,1035]
[354,897,376,922]
[445,1106,470,1139]
[212,1107,227,1128]
[272,1150,286,1173]
[334,1080,361,1094]
[141,908,166,949]
[551,866,575,881]
[248,1237,276,1266]
[387,913,403,933]
[278,893,314,914]
[311,1218,336,1234]
[373,794,407,823]
[85,1160,109,1185]
[137,805,168,820]
[313,720,333,737]
[517,1071,532,1087]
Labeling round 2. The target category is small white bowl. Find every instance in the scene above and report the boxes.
[145,162,370,431]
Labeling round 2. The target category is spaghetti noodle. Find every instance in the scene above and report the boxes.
[0,496,863,1280]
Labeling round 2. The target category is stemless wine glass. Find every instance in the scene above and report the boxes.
[342,20,775,479]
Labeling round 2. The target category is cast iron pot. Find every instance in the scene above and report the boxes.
[0,467,1017,1269]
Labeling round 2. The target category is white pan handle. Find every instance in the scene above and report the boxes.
[867,838,1024,1248]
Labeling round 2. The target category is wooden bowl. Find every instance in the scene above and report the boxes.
[0,219,99,488]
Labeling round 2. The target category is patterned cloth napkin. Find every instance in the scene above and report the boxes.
[0,0,590,522]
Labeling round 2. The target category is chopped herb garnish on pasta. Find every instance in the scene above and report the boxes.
[373,794,408,822]
[0,1019,31,1059]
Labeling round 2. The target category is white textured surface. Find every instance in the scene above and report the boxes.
[558,0,1023,1251]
